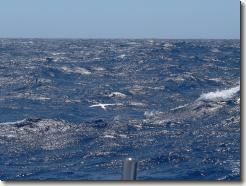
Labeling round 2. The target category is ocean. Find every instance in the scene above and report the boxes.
[0,39,240,180]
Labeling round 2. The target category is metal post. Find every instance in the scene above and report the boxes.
[122,158,138,180]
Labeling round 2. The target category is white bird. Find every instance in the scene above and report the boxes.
[89,103,122,110]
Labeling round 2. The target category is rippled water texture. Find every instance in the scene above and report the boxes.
[0,39,240,180]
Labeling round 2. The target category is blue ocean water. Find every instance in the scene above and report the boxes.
[0,39,240,180]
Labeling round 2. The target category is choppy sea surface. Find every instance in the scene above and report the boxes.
[0,39,240,180]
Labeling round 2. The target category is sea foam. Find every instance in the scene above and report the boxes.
[198,85,240,101]
[61,66,91,75]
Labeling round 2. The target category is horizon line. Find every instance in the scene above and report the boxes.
[0,37,240,40]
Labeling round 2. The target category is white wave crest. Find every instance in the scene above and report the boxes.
[89,103,123,110]
[118,54,126,59]
[61,66,91,75]
[144,110,163,118]
[0,119,28,125]
[108,92,127,98]
[198,85,240,101]
[170,103,189,111]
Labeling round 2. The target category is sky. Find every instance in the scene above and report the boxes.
[0,0,240,39]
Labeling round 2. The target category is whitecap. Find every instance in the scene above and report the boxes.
[127,42,137,45]
[118,54,126,59]
[129,102,146,107]
[8,93,50,101]
[0,119,28,125]
[144,110,163,118]
[93,57,101,60]
[89,103,123,110]
[73,67,91,75]
[108,92,127,98]
[29,96,51,101]
[51,52,66,56]
[61,66,91,75]
[119,134,128,138]
[170,104,189,111]
[208,78,222,83]
[93,66,105,71]
[211,48,220,53]
[198,85,240,101]
[163,42,173,50]
[103,135,116,139]
[237,98,240,104]
[61,66,72,73]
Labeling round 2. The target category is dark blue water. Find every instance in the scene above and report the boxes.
[0,39,240,180]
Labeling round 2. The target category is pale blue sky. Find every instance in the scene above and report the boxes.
[0,0,240,39]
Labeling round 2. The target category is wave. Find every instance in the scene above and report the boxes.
[144,110,163,118]
[89,103,123,110]
[93,66,105,71]
[61,66,91,75]
[143,85,240,125]
[0,118,31,126]
[0,118,97,151]
[118,54,126,59]
[198,85,240,101]
[170,104,189,111]
[108,92,127,99]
